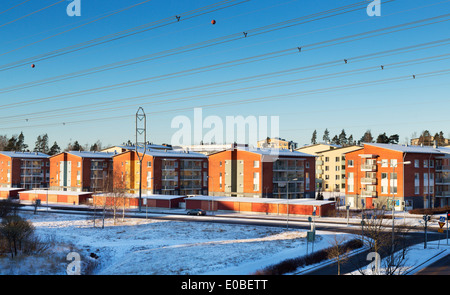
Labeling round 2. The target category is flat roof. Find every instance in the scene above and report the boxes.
[19,190,93,196]
[0,151,49,158]
[364,143,444,154]
[93,193,186,200]
[186,195,334,206]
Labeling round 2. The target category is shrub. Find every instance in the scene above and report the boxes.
[253,239,363,275]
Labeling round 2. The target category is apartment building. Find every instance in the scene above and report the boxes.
[435,147,450,206]
[316,146,363,194]
[344,143,450,210]
[257,137,298,150]
[0,151,50,189]
[49,151,115,192]
[208,146,316,199]
[113,148,208,196]
[295,143,341,155]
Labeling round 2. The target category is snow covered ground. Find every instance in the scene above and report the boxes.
[0,209,448,275]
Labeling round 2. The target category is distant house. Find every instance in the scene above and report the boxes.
[257,137,298,150]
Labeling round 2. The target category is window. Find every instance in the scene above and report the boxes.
[77,162,81,167]
[424,160,428,168]
[325,157,329,162]
[335,157,339,162]
[414,160,420,168]
[335,166,340,171]
[253,161,259,168]
[347,172,354,192]
[253,172,259,191]
[335,175,340,180]
[203,162,208,169]
[305,162,309,169]
[147,161,152,168]
[414,173,420,194]
[325,166,329,171]
[348,160,354,167]
[429,160,434,168]
[381,173,388,194]
[390,172,397,194]
[390,159,397,168]
[381,159,388,167]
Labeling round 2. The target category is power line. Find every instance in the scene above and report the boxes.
[1,0,154,56]
[2,65,449,129]
[0,0,32,16]
[0,0,250,68]
[0,0,66,29]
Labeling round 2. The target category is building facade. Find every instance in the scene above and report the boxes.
[49,151,115,192]
[257,137,298,150]
[208,146,316,199]
[113,149,208,196]
[315,146,363,194]
[0,152,50,190]
[345,143,449,210]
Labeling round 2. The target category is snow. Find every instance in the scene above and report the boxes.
[0,209,447,275]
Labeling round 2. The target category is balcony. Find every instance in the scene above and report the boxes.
[436,178,450,185]
[436,191,450,197]
[436,165,450,172]
[361,190,377,197]
[361,178,377,185]
[273,165,304,171]
[361,164,377,172]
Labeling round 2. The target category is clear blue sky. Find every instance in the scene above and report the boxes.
[0,0,449,150]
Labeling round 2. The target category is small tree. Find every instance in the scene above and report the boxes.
[327,235,351,275]
[0,215,35,258]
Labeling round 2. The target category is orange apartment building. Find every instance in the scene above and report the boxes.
[112,148,208,196]
[208,146,316,199]
[0,151,50,190]
[345,143,450,210]
[49,151,115,192]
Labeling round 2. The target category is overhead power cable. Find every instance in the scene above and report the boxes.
[1,54,449,124]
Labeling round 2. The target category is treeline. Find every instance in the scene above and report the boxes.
[311,129,447,146]
[0,132,105,155]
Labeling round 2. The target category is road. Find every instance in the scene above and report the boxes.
[414,253,450,275]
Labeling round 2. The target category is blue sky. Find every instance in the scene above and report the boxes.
[0,0,449,150]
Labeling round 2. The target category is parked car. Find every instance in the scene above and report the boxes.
[187,209,206,216]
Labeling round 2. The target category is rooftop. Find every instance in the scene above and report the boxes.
[0,151,49,158]
[364,143,444,154]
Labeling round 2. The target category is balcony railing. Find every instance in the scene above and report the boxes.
[436,165,450,171]
[361,178,377,185]
[436,178,450,185]
[361,190,377,197]
[361,164,377,172]
[436,191,450,197]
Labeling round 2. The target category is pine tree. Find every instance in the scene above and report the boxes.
[311,130,317,144]
[16,132,28,151]
[361,130,374,143]
[338,129,347,146]
[323,129,330,143]
[376,133,389,143]
[72,141,82,151]
[49,142,61,155]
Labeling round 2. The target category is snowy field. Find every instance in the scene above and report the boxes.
[0,210,447,275]
[0,211,353,275]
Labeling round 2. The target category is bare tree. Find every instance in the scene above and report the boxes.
[327,235,351,275]
[356,205,411,275]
